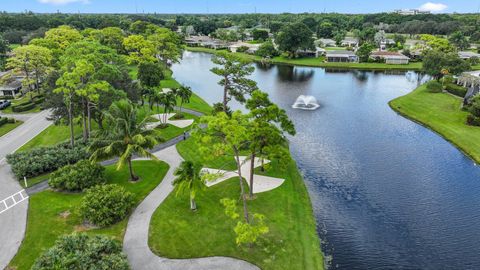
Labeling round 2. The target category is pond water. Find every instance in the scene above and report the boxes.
[172,51,480,270]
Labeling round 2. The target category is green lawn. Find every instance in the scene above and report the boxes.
[147,109,198,141]
[9,160,169,270]
[186,46,423,71]
[390,84,480,163]
[473,65,480,71]
[0,120,22,137]
[18,123,84,152]
[149,139,324,270]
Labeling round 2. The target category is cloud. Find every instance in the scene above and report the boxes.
[38,0,89,5]
[418,2,448,12]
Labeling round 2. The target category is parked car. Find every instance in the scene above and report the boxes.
[0,100,11,110]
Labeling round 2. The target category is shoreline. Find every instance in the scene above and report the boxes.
[389,84,480,165]
[185,46,423,71]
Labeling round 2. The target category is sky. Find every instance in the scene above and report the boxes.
[0,0,477,14]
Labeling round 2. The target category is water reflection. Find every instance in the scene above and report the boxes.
[172,52,480,270]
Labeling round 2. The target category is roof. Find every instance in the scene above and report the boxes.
[459,51,480,58]
[371,51,410,59]
[326,50,357,57]
[0,80,22,91]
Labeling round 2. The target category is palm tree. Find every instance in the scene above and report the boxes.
[150,89,165,122]
[173,160,204,211]
[89,99,160,181]
[176,85,192,114]
[161,91,176,124]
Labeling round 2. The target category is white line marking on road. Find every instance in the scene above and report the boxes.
[0,190,29,215]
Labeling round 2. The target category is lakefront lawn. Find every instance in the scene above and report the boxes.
[148,139,324,270]
[9,160,169,270]
[186,46,423,71]
[390,84,480,163]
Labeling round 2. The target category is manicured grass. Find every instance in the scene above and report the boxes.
[149,139,324,270]
[473,65,480,71]
[17,123,84,152]
[186,46,423,71]
[0,120,22,137]
[9,160,169,270]
[390,84,480,163]
[148,109,198,141]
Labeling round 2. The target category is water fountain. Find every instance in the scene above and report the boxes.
[292,95,320,110]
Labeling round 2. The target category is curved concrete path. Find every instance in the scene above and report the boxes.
[123,145,260,270]
[0,110,52,269]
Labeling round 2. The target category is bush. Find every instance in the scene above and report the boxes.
[48,160,106,192]
[0,117,7,126]
[466,114,480,126]
[0,95,15,100]
[80,184,135,227]
[6,144,89,179]
[445,83,467,97]
[32,233,129,270]
[426,80,443,93]
[237,46,249,53]
[33,96,45,104]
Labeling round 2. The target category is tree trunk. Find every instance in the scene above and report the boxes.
[249,152,255,198]
[234,148,250,223]
[127,157,138,181]
[82,99,88,142]
[87,101,92,138]
[68,95,75,148]
[223,74,229,113]
[190,196,197,211]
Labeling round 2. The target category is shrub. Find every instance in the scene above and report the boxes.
[237,46,249,53]
[466,114,480,126]
[445,83,467,97]
[80,184,135,227]
[0,95,14,100]
[426,80,443,93]
[32,233,129,270]
[48,160,106,192]
[6,144,89,179]
[0,117,7,126]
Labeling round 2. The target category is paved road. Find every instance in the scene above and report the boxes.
[123,145,260,270]
[0,110,52,269]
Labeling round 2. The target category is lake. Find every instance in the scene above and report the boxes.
[172,51,480,270]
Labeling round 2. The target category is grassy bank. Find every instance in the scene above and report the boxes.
[390,84,480,163]
[186,46,423,71]
[148,139,324,270]
[0,120,22,137]
[9,160,169,270]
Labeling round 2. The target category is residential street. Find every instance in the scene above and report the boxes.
[0,110,52,269]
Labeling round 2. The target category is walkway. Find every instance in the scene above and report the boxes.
[0,110,52,269]
[123,145,260,270]
[202,156,285,193]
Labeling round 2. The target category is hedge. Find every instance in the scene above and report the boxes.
[0,117,8,127]
[49,160,106,192]
[6,143,89,179]
[445,83,467,98]
[12,102,35,112]
[0,95,14,100]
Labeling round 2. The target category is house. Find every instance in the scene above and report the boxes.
[380,39,396,51]
[184,35,212,47]
[318,38,336,47]
[341,37,359,48]
[228,42,261,54]
[371,51,410,64]
[0,71,23,97]
[297,47,326,57]
[458,51,480,60]
[326,50,358,62]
